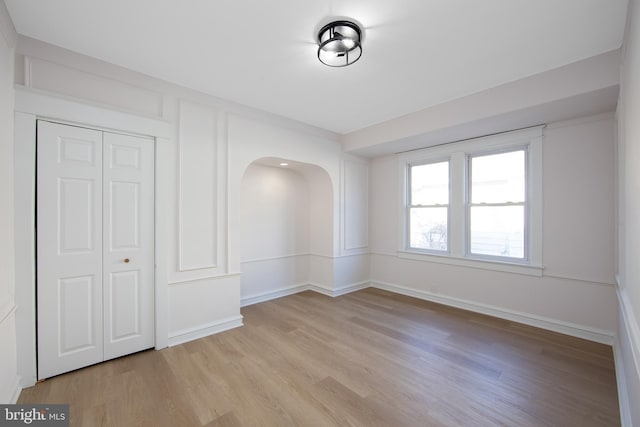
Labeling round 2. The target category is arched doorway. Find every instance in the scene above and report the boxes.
[239,157,333,304]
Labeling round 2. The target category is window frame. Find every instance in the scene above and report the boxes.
[406,158,451,255]
[398,126,543,276]
[466,146,529,263]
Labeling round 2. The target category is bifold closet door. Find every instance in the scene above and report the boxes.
[37,121,155,380]
[102,132,154,361]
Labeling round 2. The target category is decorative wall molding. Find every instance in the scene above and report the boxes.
[370,280,615,345]
[14,86,172,138]
[618,287,640,388]
[341,156,369,253]
[24,57,164,118]
[168,315,244,347]
[178,99,219,272]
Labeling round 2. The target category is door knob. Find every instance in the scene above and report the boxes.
[123,258,130,263]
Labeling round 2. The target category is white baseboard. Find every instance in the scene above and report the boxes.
[308,281,370,298]
[241,284,308,307]
[613,336,633,427]
[371,281,615,345]
[9,378,21,404]
[168,315,244,347]
[241,281,371,307]
[240,279,615,345]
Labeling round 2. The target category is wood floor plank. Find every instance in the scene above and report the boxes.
[18,288,621,426]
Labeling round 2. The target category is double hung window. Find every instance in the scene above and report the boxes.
[468,149,526,260]
[401,126,542,274]
[408,161,449,252]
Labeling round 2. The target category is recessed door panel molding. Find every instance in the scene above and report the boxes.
[178,100,218,271]
[58,137,95,165]
[58,275,97,354]
[109,270,140,341]
[37,121,155,379]
[110,144,141,170]
[110,181,140,250]
[59,178,96,253]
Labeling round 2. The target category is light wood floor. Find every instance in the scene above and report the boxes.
[19,288,620,426]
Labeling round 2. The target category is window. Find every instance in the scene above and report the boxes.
[408,161,449,252]
[400,126,543,275]
[468,149,526,260]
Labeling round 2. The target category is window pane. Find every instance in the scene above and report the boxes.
[411,161,449,206]
[471,150,525,204]
[410,207,447,251]
[470,206,524,258]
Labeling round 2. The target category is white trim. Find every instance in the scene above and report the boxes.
[167,315,244,347]
[545,111,615,130]
[340,154,370,254]
[240,279,613,346]
[177,99,219,273]
[371,280,614,345]
[241,284,309,307]
[241,281,371,307]
[0,302,16,326]
[9,379,21,404]
[617,287,640,386]
[398,125,544,273]
[397,251,544,277]
[613,337,633,427]
[154,136,170,350]
[13,89,171,387]
[308,281,370,298]
[14,112,37,388]
[14,86,172,138]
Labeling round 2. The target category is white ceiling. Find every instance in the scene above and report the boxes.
[5,0,629,134]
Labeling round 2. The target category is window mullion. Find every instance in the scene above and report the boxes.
[449,151,466,258]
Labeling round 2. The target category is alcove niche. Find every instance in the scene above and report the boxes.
[239,157,334,305]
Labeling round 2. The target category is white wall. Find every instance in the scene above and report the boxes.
[369,114,618,341]
[10,36,357,372]
[616,0,640,423]
[0,0,19,403]
[240,163,311,299]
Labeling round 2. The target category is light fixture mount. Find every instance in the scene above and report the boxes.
[317,20,362,67]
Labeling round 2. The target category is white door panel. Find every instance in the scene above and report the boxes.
[103,132,154,360]
[37,121,103,379]
[37,121,155,379]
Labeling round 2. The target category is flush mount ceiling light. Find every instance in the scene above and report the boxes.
[317,20,362,67]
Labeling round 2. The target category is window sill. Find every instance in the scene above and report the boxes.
[397,251,544,277]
